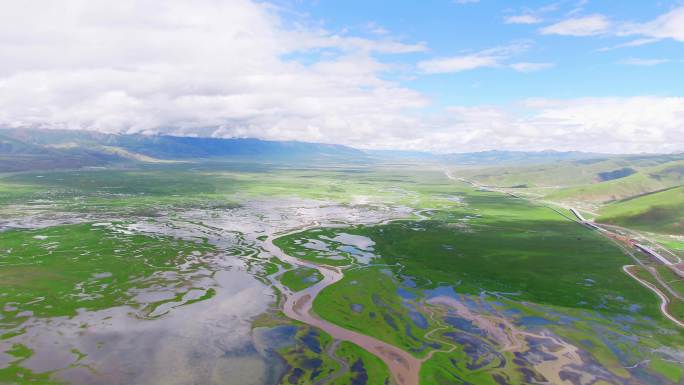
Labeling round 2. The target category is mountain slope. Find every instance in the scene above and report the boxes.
[440,150,607,165]
[0,128,368,171]
[456,154,684,188]
[597,185,684,234]
[547,159,684,203]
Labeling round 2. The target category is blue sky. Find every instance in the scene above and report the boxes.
[285,0,684,106]
[1,0,683,153]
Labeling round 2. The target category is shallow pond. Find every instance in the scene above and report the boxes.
[8,261,281,385]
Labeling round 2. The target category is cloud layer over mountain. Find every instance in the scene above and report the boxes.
[0,0,682,153]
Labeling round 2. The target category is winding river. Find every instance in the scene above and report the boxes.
[263,226,424,385]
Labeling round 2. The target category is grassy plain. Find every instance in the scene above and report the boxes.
[0,223,216,328]
[2,160,683,385]
[273,173,683,384]
[276,325,391,385]
[331,341,391,385]
[279,267,323,292]
[279,189,660,316]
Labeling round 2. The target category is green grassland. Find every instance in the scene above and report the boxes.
[282,188,660,316]
[650,358,684,383]
[454,155,684,209]
[0,343,63,385]
[547,160,684,203]
[420,347,524,385]
[279,267,323,292]
[2,160,684,385]
[274,181,684,384]
[314,266,439,357]
[630,265,684,321]
[330,341,391,385]
[0,164,447,215]
[456,154,682,187]
[597,185,684,234]
[0,221,223,385]
[454,157,626,187]
[277,326,341,385]
[0,223,217,329]
[276,326,390,385]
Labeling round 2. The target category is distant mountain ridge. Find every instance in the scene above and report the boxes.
[1,128,363,159]
[0,128,366,171]
[437,149,610,165]
[1,127,676,172]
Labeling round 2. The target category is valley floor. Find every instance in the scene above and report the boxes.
[1,162,683,385]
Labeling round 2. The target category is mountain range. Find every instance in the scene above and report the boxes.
[0,128,677,172]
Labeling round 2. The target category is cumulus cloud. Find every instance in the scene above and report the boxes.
[0,0,428,143]
[620,6,684,42]
[0,0,681,154]
[540,15,611,36]
[419,97,684,153]
[549,6,684,47]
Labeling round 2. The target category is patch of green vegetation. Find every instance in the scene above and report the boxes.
[314,266,437,357]
[2,159,683,385]
[0,343,64,385]
[655,265,684,296]
[277,326,340,385]
[5,169,224,196]
[0,179,40,205]
[630,265,684,321]
[547,160,684,203]
[298,188,660,316]
[279,267,323,292]
[655,237,684,259]
[182,288,217,307]
[0,168,244,216]
[6,344,32,360]
[650,357,684,383]
[331,341,391,385]
[0,223,216,328]
[597,185,684,234]
[550,324,631,378]
[251,311,293,329]
[420,349,520,385]
[394,197,655,315]
[273,229,353,267]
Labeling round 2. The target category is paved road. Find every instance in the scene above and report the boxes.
[623,265,684,328]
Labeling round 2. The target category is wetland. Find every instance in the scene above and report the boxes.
[1,163,683,385]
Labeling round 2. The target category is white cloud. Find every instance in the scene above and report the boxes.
[505,15,543,25]
[620,6,684,42]
[0,0,428,144]
[417,43,530,74]
[619,58,669,66]
[416,97,684,153]
[597,38,660,51]
[418,55,500,74]
[364,22,389,35]
[540,14,610,36]
[0,0,681,154]
[550,6,684,47]
[510,62,554,72]
[517,97,684,153]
